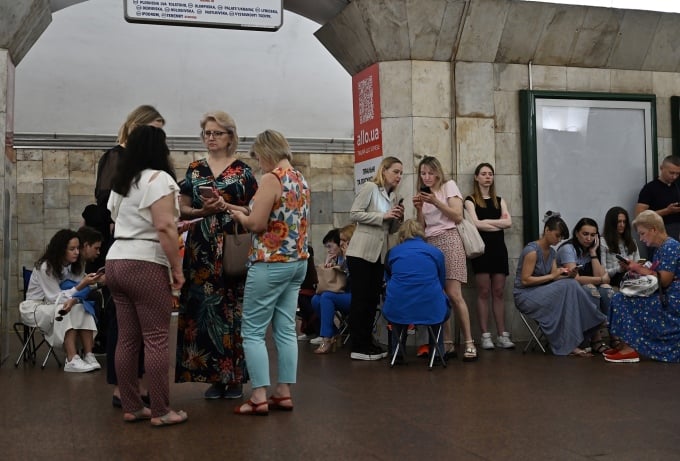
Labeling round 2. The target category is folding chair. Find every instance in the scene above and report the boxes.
[517,310,547,354]
[334,310,350,346]
[13,267,62,369]
[388,322,447,370]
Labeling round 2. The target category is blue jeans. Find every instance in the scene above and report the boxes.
[311,291,351,338]
[242,260,307,389]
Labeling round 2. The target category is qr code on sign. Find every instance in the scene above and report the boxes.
[358,76,374,124]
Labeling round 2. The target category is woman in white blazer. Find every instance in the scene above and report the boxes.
[345,156,404,361]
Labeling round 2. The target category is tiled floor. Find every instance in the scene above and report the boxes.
[2,327,679,461]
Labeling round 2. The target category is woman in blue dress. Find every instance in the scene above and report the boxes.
[606,210,680,363]
[514,215,607,356]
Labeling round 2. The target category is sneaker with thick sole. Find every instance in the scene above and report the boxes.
[223,384,243,399]
[310,336,324,345]
[204,383,226,399]
[83,352,102,370]
[495,332,515,349]
[604,350,640,363]
[480,333,495,350]
[369,344,388,358]
[350,350,383,361]
[297,333,316,341]
[64,355,96,373]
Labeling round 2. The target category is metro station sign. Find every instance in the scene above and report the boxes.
[124,0,283,31]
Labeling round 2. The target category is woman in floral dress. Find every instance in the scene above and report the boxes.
[175,111,258,399]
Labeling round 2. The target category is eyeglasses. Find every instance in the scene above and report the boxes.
[203,130,231,138]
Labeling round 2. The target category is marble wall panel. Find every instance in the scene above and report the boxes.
[332,213,352,229]
[412,61,451,118]
[652,72,680,98]
[43,208,70,228]
[69,195,93,225]
[493,91,519,134]
[432,0,466,62]
[18,222,43,251]
[380,61,412,118]
[456,0,509,63]
[16,193,42,224]
[310,191,333,225]
[656,98,671,139]
[68,170,95,196]
[310,153,333,170]
[494,63,529,92]
[658,138,672,158]
[610,70,653,94]
[382,117,414,162]
[533,6,584,66]
[333,190,356,213]
[495,132,521,175]
[568,7,623,68]
[608,10,660,71]
[332,153,354,169]
[16,149,42,161]
[307,169,333,193]
[44,179,69,208]
[455,117,495,175]
[455,62,494,117]
[642,14,680,72]
[405,0,447,60]
[69,150,95,172]
[566,68,611,92]
[332,170,356,191]
[495,1,550,63]
[360,0,410,62]
[43,150,69,179]
[494,174,523,226]
[17,161,43,194]
[530,65,567,91]
[413,117,452,170]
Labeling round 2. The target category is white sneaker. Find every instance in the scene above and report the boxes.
[481,332,495,350]
[83,352,102,370]
[310,336,324,345]
[64,355,96,373]
[495,332,516,349]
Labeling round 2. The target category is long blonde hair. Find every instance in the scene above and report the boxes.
[417,156,446,190]
[117,105,164,145]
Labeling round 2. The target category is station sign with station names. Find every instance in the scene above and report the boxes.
[124,0,283,31]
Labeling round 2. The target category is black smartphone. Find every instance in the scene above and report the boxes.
[420,185,431,194]
[398,198,404,206]
[615,254,629,264]
[96,266,106,275]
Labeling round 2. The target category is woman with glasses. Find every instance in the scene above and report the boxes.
[513,215,606,356]
[175,111,258,400]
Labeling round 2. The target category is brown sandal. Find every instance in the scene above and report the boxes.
[234,399,269,416]
[268,395,294,411]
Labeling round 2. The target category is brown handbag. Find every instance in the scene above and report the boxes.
[223,222,251,277]
[315,265,347,294]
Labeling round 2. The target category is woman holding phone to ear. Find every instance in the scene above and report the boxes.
[175,111,258,400]
[413,156,477,362]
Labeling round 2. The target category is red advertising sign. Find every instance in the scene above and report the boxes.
[352,63,382,188]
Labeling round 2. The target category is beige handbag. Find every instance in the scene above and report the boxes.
[315,266,347,294]
[223,223,251,277]
[457,216,485,259]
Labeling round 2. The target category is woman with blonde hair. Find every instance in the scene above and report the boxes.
[175,111,257,400]
[414,156,476,361]
[231,129,310,415]
[346,157,404,361]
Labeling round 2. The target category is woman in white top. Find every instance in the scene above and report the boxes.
[22,229,101,372]
[413,156,477,361]
[600,206,640,287]
[106,125,186,426]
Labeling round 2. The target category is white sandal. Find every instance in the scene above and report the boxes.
[463,340,478,362]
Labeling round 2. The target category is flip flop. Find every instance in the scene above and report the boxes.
[123,408,152,423]
[150,410,188,427]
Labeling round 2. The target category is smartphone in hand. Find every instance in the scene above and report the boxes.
[199,186,214,198]
[420,185,431,194]
[615,254,629,264]
[95,266,106,275]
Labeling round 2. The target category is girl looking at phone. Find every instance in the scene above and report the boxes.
[413,156,477,362]
[600,206,640,287]
[556,217,611,353]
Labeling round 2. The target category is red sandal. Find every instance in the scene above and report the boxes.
[234,399,269,416]
[268,395,294,412]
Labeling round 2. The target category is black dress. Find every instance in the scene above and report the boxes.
[465,196,509,275]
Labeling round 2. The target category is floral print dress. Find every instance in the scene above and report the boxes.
[175,158,257,385]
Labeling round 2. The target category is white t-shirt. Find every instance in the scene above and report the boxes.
[106,169,180,267]
[422,179,462,238]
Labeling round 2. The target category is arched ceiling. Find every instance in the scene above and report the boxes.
[50,0,351,24]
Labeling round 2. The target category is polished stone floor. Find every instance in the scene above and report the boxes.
[2,329,679,461]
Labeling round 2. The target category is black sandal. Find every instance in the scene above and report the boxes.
[591,341,611,354]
